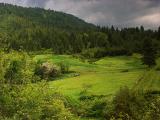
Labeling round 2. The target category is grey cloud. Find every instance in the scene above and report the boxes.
[24,0,50,7]
[0,0,159,29]
[0,0,49,7]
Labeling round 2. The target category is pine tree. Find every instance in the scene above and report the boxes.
[158,26,160,40]
[142,38,156,67]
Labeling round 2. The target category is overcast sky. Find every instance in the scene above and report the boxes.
[0,0,160,29]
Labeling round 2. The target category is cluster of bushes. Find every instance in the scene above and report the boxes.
[73,85,160,120]
[0,51,75,120]
[110,87,160,120]
[58,62,70,74]
[34,62,60,80]
[0,51,34,84]
[81,47,106,59]
[81,47,132,60]
[0,83,75,120]
[106,47,132,56]
[155,58,160,71]
[34,61,70,80]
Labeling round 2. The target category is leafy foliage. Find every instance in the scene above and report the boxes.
[34,62,60,80]
[0,51,75,119]
[58,62,70,74]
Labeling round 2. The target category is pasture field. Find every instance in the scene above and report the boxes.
[34,54,146,101]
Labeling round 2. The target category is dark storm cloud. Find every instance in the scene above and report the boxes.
[0,0,159,29]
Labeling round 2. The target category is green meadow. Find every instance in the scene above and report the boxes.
[34,54,146,101]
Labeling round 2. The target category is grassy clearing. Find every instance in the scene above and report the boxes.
[34,54,145,101]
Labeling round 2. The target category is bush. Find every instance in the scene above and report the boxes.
[58,62,70,74]
[77,85,108,118]
[0,81,74,120]
[41,99,74,120]
[109,86,160,120]
[111,87,148,120]
[34,62,60,79]
[81,47,106,59]
[0,51,75,120]
[77,94,108,118]
[0,51,33,85]
[81,47,132,59]
[106,47,132,56]
[155,58,160,71]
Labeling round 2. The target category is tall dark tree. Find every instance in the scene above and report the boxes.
[140,26,144,32]
[142,38,157,67]
[158,26,160,40]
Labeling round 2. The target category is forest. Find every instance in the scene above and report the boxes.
[0,3,160,120]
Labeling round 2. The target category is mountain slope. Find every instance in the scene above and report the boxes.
[0,3,95,31]
[0,3,102,52]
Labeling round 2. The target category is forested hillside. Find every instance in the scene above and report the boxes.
[0,3,160,55]
[0,3,95,30]
[0,3,96,52]
[0,3,160,120]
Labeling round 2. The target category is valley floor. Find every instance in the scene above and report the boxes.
[34,54,146,101]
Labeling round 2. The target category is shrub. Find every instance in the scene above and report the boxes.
[112,87,146,120]
[34,62,60,79]
[41,99,74,120]
[4,60,22,84]
[89,98,107,118]
[0,52,75,120]
[155,58,160,71]
[81,47,132,59]
[58,62,70,74]
[81,47,106,59]
[77,95,108,118]
[106,47,132,56]
[1,51,33,85]
[0,81,75,120]
[110,87,160,120]
[88,59,97,64]
[77,85,109,118]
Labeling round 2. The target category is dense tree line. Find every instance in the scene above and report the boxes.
[99,26,160,53]
[0,3,160,57]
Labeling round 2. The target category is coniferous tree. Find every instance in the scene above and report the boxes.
[158,26,160,40]
[142,38,157,67]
